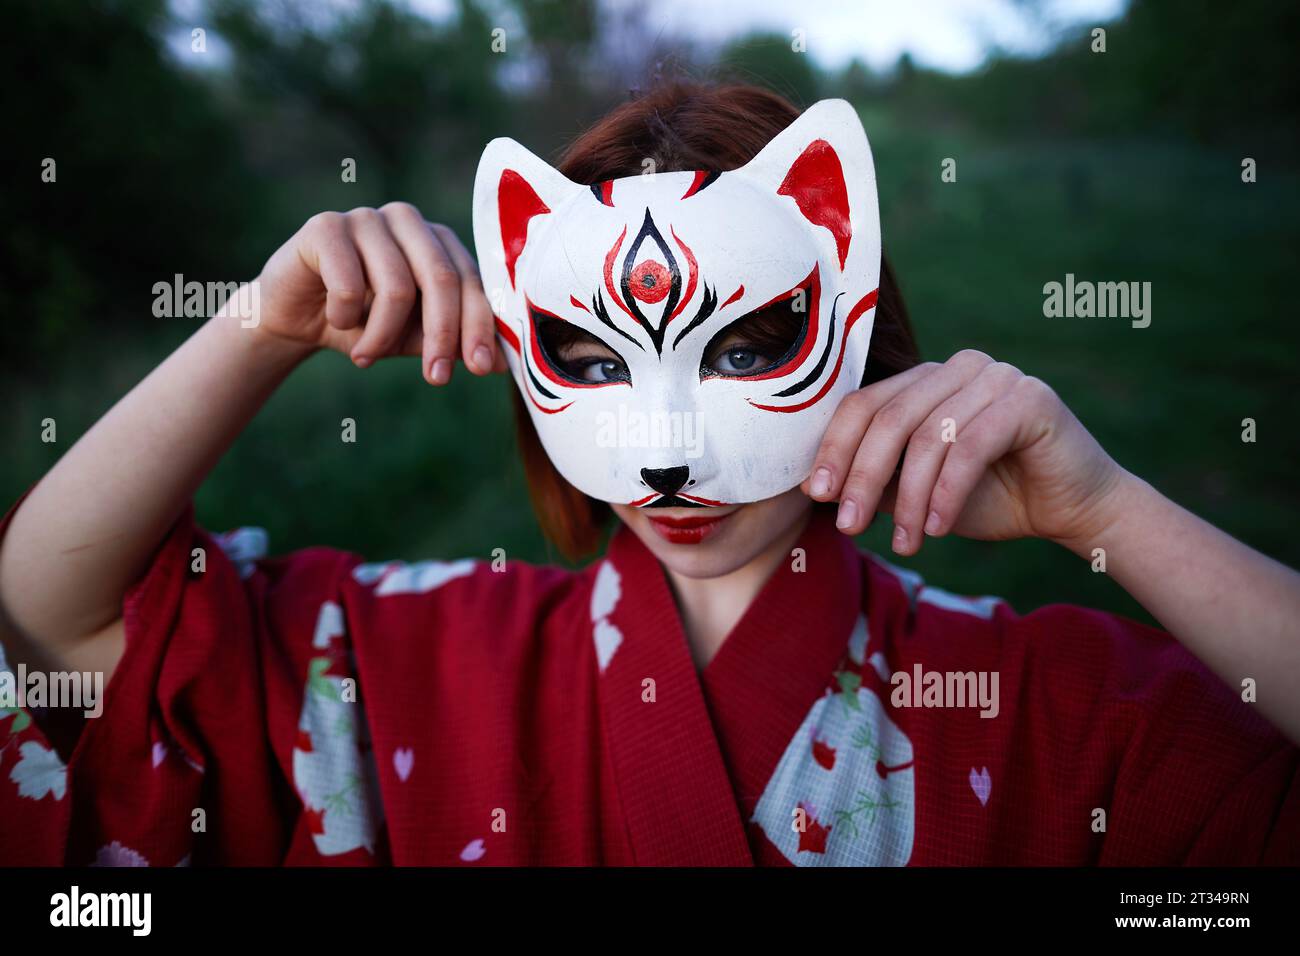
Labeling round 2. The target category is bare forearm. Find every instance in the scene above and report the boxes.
[0,205,489,672]
[0,315,312,651]
[1063,472,1300,744]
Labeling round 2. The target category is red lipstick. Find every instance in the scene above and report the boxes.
[645,511,731,545]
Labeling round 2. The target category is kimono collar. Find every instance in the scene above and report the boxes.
[603,504,861,683]
[596,506,863,863]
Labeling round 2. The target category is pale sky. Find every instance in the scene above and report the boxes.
[171,0,1130,75]
[431,0,1129,73]
[639,0,1129,72]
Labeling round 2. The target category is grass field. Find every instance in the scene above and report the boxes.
[4,106,1297,624]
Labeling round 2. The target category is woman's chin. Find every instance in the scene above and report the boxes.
[646,527,755,580]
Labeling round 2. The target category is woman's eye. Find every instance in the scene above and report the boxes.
[699,292,806,379]
[713,349,762,374]
[534,311,630,385]
[577,358,629,383]
[704,342,777,377]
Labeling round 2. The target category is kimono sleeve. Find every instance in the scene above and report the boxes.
[0,496,351,866]
[1104,619,1300,865]
[1010,602,1300,865]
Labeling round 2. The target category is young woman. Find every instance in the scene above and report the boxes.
[1,83,1297,866]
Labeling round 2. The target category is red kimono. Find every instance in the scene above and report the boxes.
[1,501,1297,866]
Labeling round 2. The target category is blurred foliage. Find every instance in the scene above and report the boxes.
[716,32,822,107]
[938,0,1300,147]
[207,0,506,200]
[2,0,1297,622]
[0,0,260,369]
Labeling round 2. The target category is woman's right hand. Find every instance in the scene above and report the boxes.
[253,203,501,384]
[1,203,500,678]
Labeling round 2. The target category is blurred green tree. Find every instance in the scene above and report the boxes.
[0,0,258,376]
[207,0,508,203]
[716,32,821,107]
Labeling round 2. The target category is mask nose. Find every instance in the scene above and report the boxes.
[640,466,689,498]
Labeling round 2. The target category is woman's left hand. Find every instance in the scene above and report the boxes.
[802,350,1129,555]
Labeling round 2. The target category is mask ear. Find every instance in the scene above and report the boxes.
[472,137,585,313]
[729,99,880,285]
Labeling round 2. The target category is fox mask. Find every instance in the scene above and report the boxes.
[472,98,881,507]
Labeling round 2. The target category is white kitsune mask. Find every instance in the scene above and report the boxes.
[472,98,881,507]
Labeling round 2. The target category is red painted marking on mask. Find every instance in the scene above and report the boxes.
[497,315,573,413]
[498,169,551,288]
[602,226,637,321]
[494,315,520,354]
[777,140,851,270]
[748,287,878,413]
[629,260,671,304]
[681,170,710,199]
[522,374,572,415]
[678,492,728,507]
[666,227,698,323]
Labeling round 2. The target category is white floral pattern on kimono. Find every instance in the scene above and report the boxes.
[751,614,916,866]
[9,740,67,802]
[291,600,383,857]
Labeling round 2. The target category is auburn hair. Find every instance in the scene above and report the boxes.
[511,81,921,560]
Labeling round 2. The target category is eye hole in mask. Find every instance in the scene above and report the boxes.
[534,312,631,385]
[700,291,808,380]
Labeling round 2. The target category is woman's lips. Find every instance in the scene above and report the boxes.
[645,510,733,545]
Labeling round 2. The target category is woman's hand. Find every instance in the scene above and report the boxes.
[253,203,501,384]
[803,350,1128,555]
[804,349,1300,746]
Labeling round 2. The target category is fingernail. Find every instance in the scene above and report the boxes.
[924,510,942,536]
[836,498,858,531]
[892,525,909,553]
[810,467,831,498]
[431,358,451,384]
[353,354,371,369]
[473,345,491,372]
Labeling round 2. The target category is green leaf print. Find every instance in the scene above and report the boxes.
[322,773,363,819]
[835,671,862,713]
[308,657,335,700]
[2,707,31,735]
[831,789,904,840]
[850,721,882,761]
